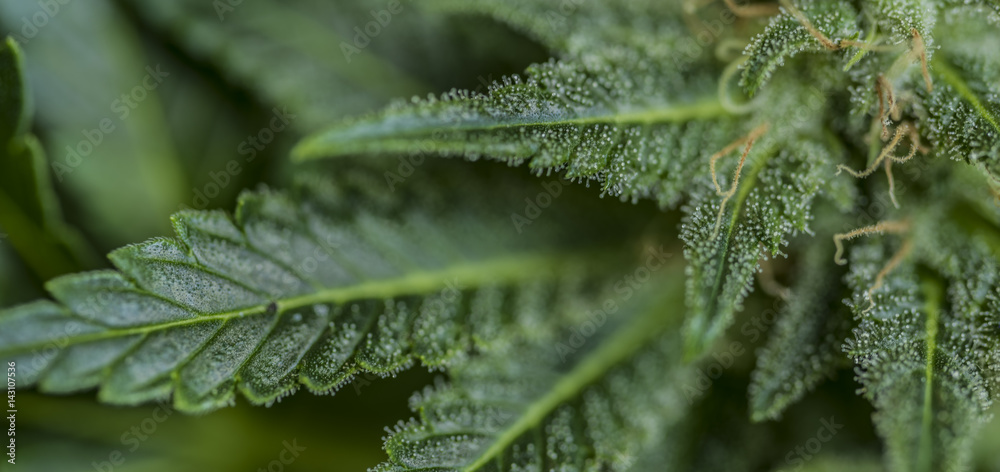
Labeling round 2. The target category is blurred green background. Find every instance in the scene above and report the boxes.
[2,1,1000,471]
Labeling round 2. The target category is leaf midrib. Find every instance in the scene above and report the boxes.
[294,98,728,159]
[460,262,684,471]
[931,55,1000,134]
[0,252,579,355]
[692,141,777,357]
[917,276,943,472]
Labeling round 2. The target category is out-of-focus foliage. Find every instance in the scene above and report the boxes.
[2,1,1000,471]
[0,162,655,413]
[0,39,93,283]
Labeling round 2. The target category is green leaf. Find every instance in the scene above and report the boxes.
[293,52,736,208]
[10,2,1000,469]
[122,0,550,132]
[843,217,999,472]
[748,221,852,421]
[679,134,838,357]
[739,1,858,97]
[120,0,433,130]
[862,0,936,44]
[0,165,650,413]
[0,1,189,246]
[422,0,684,57]
[294,24,852,356]
[373,266,693,471]
[0,37,95,280]
[921,51,1000,182]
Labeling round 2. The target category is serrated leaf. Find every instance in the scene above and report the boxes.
[293,52,735,207]
[748,223,852,421]
[843,217,999,472]
[295,29,851,357]
[373,266,693,472]
[0,165,651,413]
[921,52,1000,182]
[679,136,836,357]
[740,1,858,96]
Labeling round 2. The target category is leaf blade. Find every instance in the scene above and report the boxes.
[0,166,651,412]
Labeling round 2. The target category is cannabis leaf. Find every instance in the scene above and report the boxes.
[290,1,1000,469]
[121,0,545,131]
[748,215,853,421]
[739,1,858,97]
[373,264,693,472]
[0,2,193,244]
[843,214,1000,472]
[0,38,93,280]
[120,0,425,129]
[0,163,650,413]
[919,10,1000,182]
[292,3,855,358]
[6,1,1000,470]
